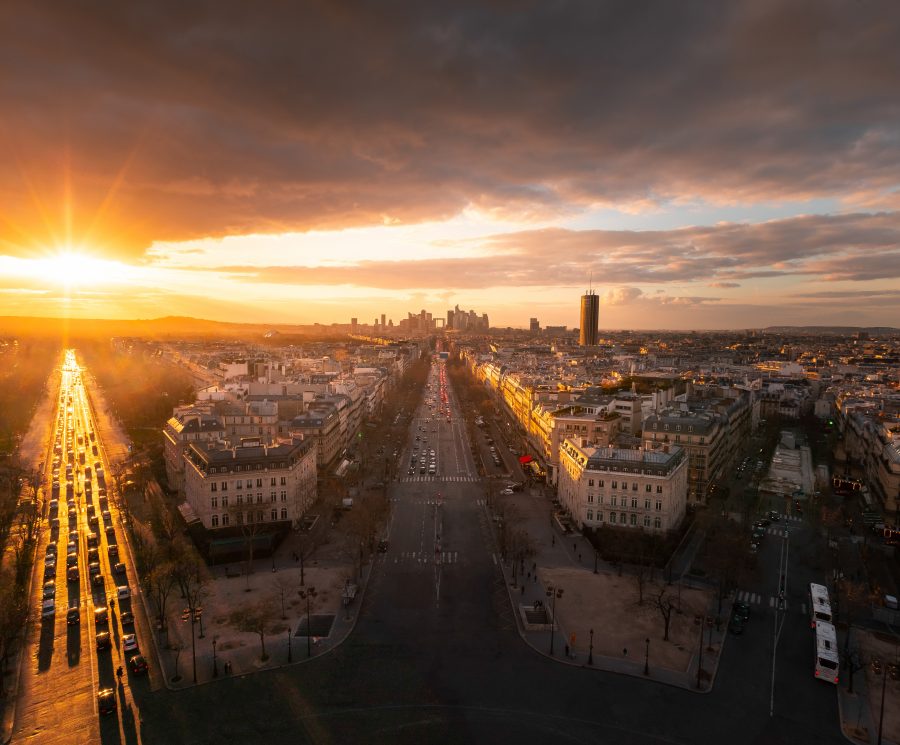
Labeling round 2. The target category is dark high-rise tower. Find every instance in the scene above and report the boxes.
[579,290,599,346]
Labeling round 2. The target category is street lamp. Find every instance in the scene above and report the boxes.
[588,628,594,666]
[299,586,317,657]
[212,637,218,678]
[644,637,650,676]
[287,623,293,663]
[546,585,564,655]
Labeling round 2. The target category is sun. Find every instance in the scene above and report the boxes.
[32,251,132,287]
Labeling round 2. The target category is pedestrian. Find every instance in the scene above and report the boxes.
[564,644,569,657]
[533,574,537,583]
[573,542,576,552]
[551,535,555,547]
[578,553,582,562]
[532,562,536,573]
[527,571,531,579]
[521,584,525,596]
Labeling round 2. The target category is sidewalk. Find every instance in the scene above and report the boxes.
[837,627,899,745]
[492,486,726,691]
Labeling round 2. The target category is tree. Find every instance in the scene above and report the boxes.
[271,574,293,620]
[0,570,29,695]
[145,562,177,632]
[226,499,267,589]
[171,548,209,683]
[651,584,678,641]
[229,599,278,662]
[842,639,867,694]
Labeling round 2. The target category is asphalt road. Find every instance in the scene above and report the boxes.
[12,352,154,745]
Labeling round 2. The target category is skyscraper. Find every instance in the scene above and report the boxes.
[579,290,599,346]
[530,317,540,333]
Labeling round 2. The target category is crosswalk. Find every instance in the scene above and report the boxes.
[391,550,459,565]
[735,589,808,614]
[399,475,479,483]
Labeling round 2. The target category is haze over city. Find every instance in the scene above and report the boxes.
[1,2,899,328]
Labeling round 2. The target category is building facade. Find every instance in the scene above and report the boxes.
[579,291,599,346]
[558,438,687,533]
[182,438,317,531]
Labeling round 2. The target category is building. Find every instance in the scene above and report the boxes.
[579,291,599,346]
[558,438,687,533]
[530,317,540,333]
[182,437,317,532]
[163,410,226,495]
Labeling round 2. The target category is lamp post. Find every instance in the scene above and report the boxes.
[212,637,218,678]
[299,586,317,657]
[287,623,293,663]
[644,637,650,676]
[593,549,598,574]
[588,628,594,666]
[546,585,564,655]
[878,662,887,745]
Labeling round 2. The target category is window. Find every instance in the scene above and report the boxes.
[630,513,637,526]
[598,495,604,504]
[221,481,228,491]
[270,477,277,486]
[654,517,661,529]
[656,485,663,493]
[257,511,264,523]
[236,479,243,489]
[236,513,243,525]
[247,511,253,523]
[644,515,651,527]
[598,480,604,488]
[644,499,651,509]
[631,497,638,508]
[256,493,263,504]
[612,481,618,489]
[271,509,278,521]
[270,492,277,502]
[597,512,603,522]
[632,482,637,491]
[280,491,287,501]
[211,514,219,527]
[210,482,217,492]
[237,495,243,505]
[620,513,627,524]
[222,514,229,526]
[588,494,594,504]
[655,500,662,511]
[588,479,594,487]
[279,476,286,486]
[221,495,228,507]
[586,509,593,521]
[611,496,617,507]
[609,513,616,524]
[645,484,652,492]
[211,496,218,508]
[256,478,262,487]
[281,508,288,520]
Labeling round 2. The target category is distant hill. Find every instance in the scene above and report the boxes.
[0,315,352,340]
[761,326,900,335]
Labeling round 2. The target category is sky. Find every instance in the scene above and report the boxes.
[1,1,899,330]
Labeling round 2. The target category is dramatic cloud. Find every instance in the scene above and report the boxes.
[1,1,899,256]
[199,210,900,289]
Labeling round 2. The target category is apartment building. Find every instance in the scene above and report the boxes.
[183,437,317,531]
[289,403,342,468]
[163,410,226,495]
[558,438,687,533]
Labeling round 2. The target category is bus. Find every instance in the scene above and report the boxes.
[814,621,839,684]
[809,583,833,628]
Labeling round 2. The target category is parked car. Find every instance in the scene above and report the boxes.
[122,633,139,654]
[66,604,80,625]
[97,687,116,715]
[95,631,111,651]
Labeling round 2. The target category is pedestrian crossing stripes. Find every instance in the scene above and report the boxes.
[736,589,790,610]
[399,475,479,483]
[766,528,789,537]
[392,550,459,565]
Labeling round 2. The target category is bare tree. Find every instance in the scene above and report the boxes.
[144,562,178,632]
[651,584,678,641]
[0,569,29,695]
[842,639,867,694]
[271,574,294,620]
[169,641,184,682]
[229,598,278,661]
[170,547,209,683]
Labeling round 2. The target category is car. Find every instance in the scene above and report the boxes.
[42,581,56,600]
[92,572,105,587]
[41,599,56,618]
[120,610,134,626]
[97,687,117,715]
[733,601,751,622]
[105,525,116,539]
[749,542,759,554]
[66,552,78,568]
[66,605,80,625]
[129,654,149,675]
[419,467,426,474]
[87,546,99,561]
[108,544,119,559]
[116,585,130,600]
[728,615,745,635]
[96,631,112,651]
[67,566,79,583]
[88,514,99,529]
[407,468,415,475]
[377,539,389,553]
[501,488,515,495]
[86,533,98,548]
[752,528,766,541]
[88,561,101,576]
[113,562,126,575]
[45,543,58,556]
[753,518,770,528]
[94,607,109,626]
[122,633,139,654]
[44,563,57,581]
[101,510,111,523]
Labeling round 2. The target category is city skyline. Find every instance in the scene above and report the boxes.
[1,3,899,329]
